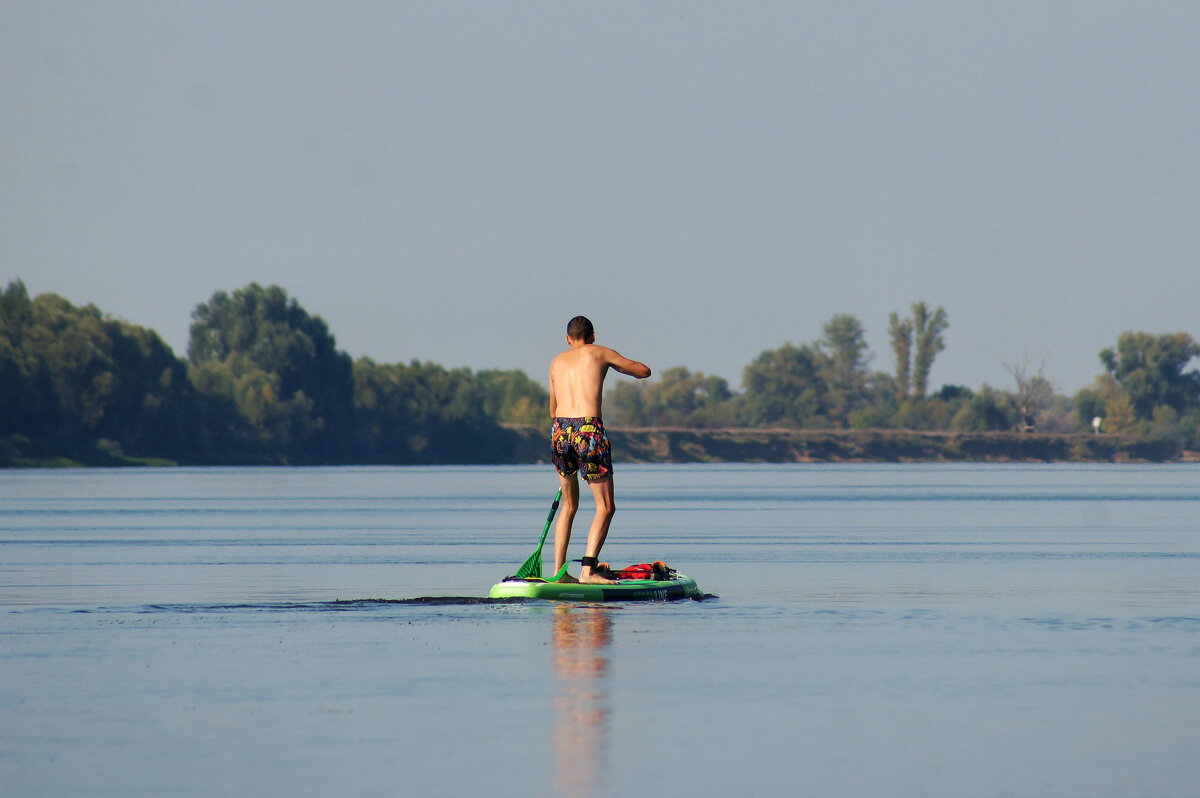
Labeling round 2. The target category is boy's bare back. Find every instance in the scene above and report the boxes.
[549,339,650,419]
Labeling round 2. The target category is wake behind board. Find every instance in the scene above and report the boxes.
[489,573,700,602]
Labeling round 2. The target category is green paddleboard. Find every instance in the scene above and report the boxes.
[489,573,700,602]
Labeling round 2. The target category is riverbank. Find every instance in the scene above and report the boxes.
[507,426,1194,464]
[4,427,1194,468]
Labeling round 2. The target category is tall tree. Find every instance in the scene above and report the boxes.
[887,312,913,400]
[817,314,871,426]
[819,315,869,384]
[911,302,948,398]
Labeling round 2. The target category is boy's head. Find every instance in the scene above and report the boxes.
[566,316,594,341]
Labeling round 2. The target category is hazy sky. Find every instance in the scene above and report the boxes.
[4,2,1197,395]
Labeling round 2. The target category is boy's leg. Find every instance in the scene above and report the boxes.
[579,476,616,584]
[553,472,579,574]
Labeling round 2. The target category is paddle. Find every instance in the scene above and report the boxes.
[514,488,562,579]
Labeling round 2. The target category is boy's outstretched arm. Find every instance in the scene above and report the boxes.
[603,348,651,379]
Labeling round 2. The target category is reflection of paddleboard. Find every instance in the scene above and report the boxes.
[489,573,700,602]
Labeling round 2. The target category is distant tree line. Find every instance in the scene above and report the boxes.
[2,281,1197,465]
[605,301,1200,452]
[0,281,546,465]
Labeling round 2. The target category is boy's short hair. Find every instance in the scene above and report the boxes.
[566,316,594,340]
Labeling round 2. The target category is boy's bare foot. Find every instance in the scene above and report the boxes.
[578,570,617,585]
[556,572,579,583]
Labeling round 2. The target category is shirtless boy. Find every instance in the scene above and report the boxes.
[549,316,651,584]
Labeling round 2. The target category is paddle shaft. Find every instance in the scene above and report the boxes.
[514,488,562,579]
[546,490,561,524]
[538,488,562,549]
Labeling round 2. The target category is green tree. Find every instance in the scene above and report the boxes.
[951,385,1014,432]
[1072,382,1107,432]
[1,280,197,460]
[886,302,947,399]
[606,367,734,428]
[1099,332,1200,420]
[740,343,824,427]
[188,355,319,458]
[817,314,871,426]
[188,284,354,461]
[892,384,973,431]
[353,359,508,463]
[1075,374,1133,434]
[887,311,913,400]
[605,380,649,426]
[0,281,40,438]
[912,302,949,398]
[1104,392,1138,433]
[476,369,549,426]
[95,318,197,456]
[693,374,736,427]
[847,371,900,429]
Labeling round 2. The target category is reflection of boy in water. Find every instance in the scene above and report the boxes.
[548,316,651,584]
[552,607,612,798]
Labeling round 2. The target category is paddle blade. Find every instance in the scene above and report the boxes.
[514,549,542,579]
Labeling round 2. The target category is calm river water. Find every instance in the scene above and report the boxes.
[2,464,1198,797]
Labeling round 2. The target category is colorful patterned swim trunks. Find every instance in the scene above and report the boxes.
[550,417,613,482]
